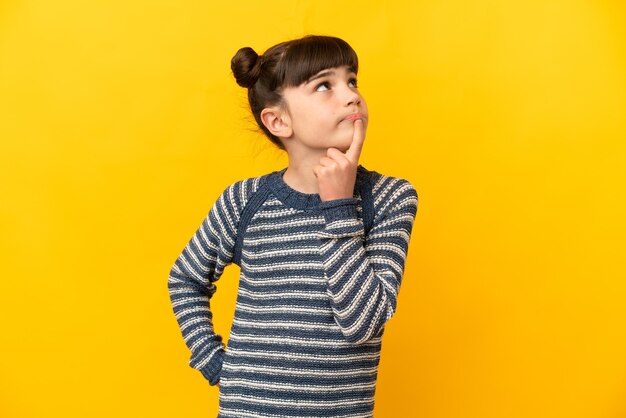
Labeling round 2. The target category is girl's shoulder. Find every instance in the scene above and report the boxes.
[358,165,417,198]
[213,170,276,211]
[358,165,418,219]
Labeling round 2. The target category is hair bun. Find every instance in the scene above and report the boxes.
[231,47,262,88]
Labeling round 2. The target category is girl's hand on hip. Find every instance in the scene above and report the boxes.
[314,119,365,202]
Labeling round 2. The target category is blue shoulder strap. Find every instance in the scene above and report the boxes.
[356,166,375,236]
[232,176,273,266]
[232,167,375,267]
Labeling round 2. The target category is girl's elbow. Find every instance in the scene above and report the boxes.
[339,323,385,345]
[337,306,394,344]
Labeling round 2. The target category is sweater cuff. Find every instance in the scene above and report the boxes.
[198,347,224,386]
[318,198,364,239]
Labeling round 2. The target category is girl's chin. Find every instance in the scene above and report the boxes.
[315,136,353,152]
[336,134,355,147]
[334,140,352,152]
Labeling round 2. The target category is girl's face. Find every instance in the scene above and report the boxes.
[281,65,368,153]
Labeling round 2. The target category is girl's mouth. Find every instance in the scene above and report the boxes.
[344,113,365,121]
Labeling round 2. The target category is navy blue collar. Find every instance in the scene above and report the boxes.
[266,165,369,210]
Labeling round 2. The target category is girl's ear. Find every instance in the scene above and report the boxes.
[261,106,293,139]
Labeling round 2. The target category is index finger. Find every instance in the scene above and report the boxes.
[346,119,365,162]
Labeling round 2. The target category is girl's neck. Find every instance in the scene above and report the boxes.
[282,149,328,195]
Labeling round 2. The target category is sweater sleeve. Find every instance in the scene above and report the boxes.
[167,182,242,385]
[317,179,418,344]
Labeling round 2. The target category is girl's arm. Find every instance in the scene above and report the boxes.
[167,182,243,385]
[317,178,418,344]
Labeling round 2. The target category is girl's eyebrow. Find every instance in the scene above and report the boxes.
[305,67,357,85]
[306,70,334,85]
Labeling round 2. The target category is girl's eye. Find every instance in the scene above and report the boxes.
[315,78,359,92]
[315,81,330,92]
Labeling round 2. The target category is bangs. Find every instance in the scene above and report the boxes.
[276,36,359,89]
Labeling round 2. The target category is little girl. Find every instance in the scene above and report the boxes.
[168,34,418,418]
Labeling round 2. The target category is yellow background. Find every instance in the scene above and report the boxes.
[1,1,625,417]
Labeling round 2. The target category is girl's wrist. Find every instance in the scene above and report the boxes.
[320,194,352,202]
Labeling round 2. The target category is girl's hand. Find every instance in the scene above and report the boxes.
[313,119,365,201]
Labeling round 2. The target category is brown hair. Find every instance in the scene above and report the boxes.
[231,35,359,150]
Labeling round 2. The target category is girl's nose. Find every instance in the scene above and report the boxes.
[346,90,361,106]
[348,96,361,106]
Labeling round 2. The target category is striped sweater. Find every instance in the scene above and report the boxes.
[168,165,418,418]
